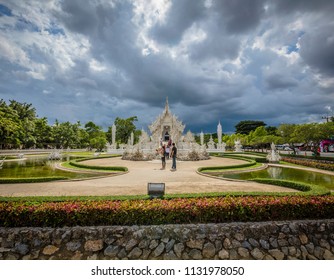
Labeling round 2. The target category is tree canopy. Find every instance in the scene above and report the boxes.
[235,120,266,134]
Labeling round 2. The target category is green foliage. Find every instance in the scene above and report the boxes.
[113,116,138,144]
[198,156,257,172]
[250,179,329,195]
[69,158,128,172]
[52,121,82,148]
[1,195,333,227]
[0,177,68,184]
[235,120,266,135]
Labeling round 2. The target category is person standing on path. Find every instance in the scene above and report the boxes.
[170,143,177,171]
[160,145,166,170]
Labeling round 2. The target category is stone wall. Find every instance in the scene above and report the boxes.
[1,219,334,260]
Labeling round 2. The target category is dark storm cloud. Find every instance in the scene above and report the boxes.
[149,0,207,45]
[1,0,334,133]
[270,0,334,14]
[213,0,266,34]
[299,24,334,76]
[58,0,115,37]
[265,74,298,90]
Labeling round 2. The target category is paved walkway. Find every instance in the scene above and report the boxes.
[0,157,297,197]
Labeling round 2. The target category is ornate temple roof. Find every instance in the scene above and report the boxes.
[149,98,185,135]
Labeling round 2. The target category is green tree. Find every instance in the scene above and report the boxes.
[90,136,107,151]
[248,126,268,150]
[84,121,107,150]
[34,117,53,148]
[0,100,21,148]
[277,124,297,145]
[266,126,278,136]
[114,116,138,144]
[52,121,81,148]
[235,120,266,135]
[9,100,37,148]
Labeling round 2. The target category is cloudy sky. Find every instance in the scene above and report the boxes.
[0,0,333,134]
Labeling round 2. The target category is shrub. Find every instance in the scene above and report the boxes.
[282,157,334,172]
[0,177,67,184]
[250,179,329,195]
[1,196,334,227]
[69,158,128,172]
[198,156,257,172]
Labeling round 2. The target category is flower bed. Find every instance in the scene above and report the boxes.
[282,157,334,172]
[1,195,333,227]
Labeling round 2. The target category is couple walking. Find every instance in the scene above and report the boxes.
[160,143,177,171]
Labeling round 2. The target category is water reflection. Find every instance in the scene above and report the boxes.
[268,167,282,178]
[0,156,102,179]
[223,167,334,190]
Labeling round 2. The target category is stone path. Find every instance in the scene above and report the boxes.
[0,156,298,197]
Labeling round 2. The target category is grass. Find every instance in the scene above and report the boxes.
[61,161,121,173]
[0,177,68,184]
[200,162,263,173]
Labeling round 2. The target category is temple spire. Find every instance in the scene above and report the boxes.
[165,96,169,112]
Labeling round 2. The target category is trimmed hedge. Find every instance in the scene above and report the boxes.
[1,195,334,227]
[254,157,268,163]
[250,179,330,195]
[0,177,68,184]
[69,157,128,172]
[198,156,257,172]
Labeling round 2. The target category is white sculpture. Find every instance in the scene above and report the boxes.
[207,135,215,149]
[200,131,204,146]
[234,139,243,153]
[217,121,222,146]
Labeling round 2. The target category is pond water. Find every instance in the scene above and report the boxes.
[0,156,104,179]
[223,167,334,190]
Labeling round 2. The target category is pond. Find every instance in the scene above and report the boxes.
[0,156,105,180]
[223,166,334,190]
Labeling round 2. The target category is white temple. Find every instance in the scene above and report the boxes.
[149,97,185,147]
[108,98,226,161]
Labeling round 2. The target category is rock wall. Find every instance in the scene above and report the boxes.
[1,220,334,260]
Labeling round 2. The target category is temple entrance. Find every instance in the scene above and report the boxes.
[163,126,170,141]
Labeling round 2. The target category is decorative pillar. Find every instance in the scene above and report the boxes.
[200,131,204,146]
[112,124,116,146]
[217,121,222,145]
[130,132,134,146]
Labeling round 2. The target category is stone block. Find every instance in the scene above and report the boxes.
[218,249,229,259]
[238,247,250,259]
[42,245,59,255]
[203,242,216,259]
[250,248,264,260]
[269,249,284,260]
[125,239,138,252]
[104,245,120,258]
[186,239,204,250]
[174,243,184,258]
[299,233,308,245]
[189,249,202,260]
[84,240,103,252]
[128,247,142,259]
[152,243,165,258]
